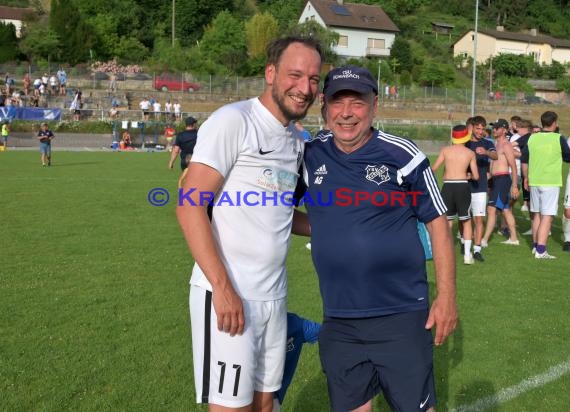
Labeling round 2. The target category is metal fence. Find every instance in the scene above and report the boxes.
[1,62,540,105]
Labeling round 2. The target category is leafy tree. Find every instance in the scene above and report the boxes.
[115,37,149,63]
[390,37,413,73]
[245,12,278,58]
[50,0,95,64]
[0,23,20,62]
[175,0,235,46]
[494,76,533,93]
[258,0,305,31]
[418,61,455,87]
[232,0,258,20]
[543,60,566,80]
[556,77,570,94]
[286,20,339,65]
[383,0,428,15]
[200,10,247,74]
[18,23,60,63]
[491,53,535,78]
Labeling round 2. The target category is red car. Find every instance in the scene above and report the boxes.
[154,74,200,92]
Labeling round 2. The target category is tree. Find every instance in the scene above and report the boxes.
[492,53,535,78]
[175,0,235,46]
[50,0,95,64]
[200,10,247,74]
[245,12,278,58]
[0,23,20,62]
[259,0,305,31]
[419,61,455,87]
[18,24,60,64]
[286,20,339,64]
[390,37,413,73]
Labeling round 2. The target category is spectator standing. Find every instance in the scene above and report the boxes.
[41,73,48,91]
[70,90,82,121]
[57,68,67,96]
[139,97,151,121]
[152,99,161,120]
[33,77,41,97]
[521,111,570,258]
[49,74,58,96]
[164,99,172,120]
[173,100,181,121]
[23,73,31,96]
[108,72,117,94]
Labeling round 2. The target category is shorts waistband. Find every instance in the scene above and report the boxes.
[444,180,468,183]
[493,172,510,177]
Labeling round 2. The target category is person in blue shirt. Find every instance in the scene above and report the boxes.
[272,313,320,411]
[301,66,457,412]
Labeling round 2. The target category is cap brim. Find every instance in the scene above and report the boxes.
[324,82,376,98]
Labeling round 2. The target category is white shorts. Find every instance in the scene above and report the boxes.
[530,186,560,216]
[564,172,570,209]
[470,192,487,217]
[190,285,286,408]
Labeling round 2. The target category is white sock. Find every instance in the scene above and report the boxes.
[464,240,472,257]
[473,245,481,253]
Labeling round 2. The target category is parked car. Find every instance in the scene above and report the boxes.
[153,74,200,92]
[524,95,552,105]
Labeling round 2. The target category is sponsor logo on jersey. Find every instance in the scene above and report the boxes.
[314,164,328,175]
[365,165,390,185]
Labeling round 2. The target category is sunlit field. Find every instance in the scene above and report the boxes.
[1,151,569,411]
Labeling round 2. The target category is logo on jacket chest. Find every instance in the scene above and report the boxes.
[365,165,390,185]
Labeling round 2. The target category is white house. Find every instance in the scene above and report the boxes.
[453,26,570,65]
[298,0,399,60]
[0,6,34,38]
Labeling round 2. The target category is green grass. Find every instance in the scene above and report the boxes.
[1,151,570,411]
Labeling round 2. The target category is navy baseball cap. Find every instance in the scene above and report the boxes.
[323,65,378,98]
[490,118,509,129]
[185,116,197,126]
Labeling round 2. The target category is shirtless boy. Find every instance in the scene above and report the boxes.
[433,124,480,264]
[482,119,520,246]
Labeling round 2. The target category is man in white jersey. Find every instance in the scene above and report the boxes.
[176,36,322,411]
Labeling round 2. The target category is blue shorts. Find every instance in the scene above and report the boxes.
[319,310,436,411]
[39,142,51,155]
[489,174,512,210]
[2,136,7,143]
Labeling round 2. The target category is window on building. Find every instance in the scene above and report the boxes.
[338,35,348,47]
[367,38,385,49]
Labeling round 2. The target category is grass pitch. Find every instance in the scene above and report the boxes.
[1,151,569,411]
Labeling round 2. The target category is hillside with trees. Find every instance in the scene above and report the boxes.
[1,0,570,92]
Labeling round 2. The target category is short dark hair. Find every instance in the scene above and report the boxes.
[510,115,522,122]
[266,36,324,67]
[541,111,558,128]
[471,115,487,127]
